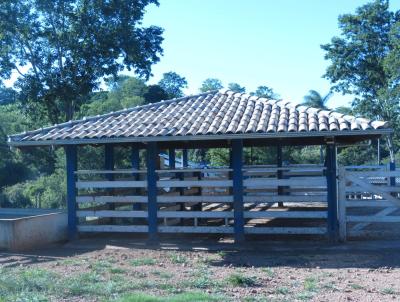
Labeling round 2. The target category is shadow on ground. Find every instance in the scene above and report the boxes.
[1,233,400,269]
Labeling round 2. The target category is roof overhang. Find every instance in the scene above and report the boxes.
[8,129,392,148]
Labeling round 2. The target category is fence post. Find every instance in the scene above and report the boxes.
[277,145,284,207]
[132,145,141,214]
[337,167,347,242]
[105,145,115,222]
[146,142,158,241]
[232,139,244,243]
[326,143,339,242]
[65,145,77,240]
[390,161,396,186]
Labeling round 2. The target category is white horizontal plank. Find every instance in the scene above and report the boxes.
[76,195,148,203]
[157,195,233,203]
[347,215,400,223]
[157,180,232,188]
[158,226,234,234]
[346,171,400,177]
[243,195,327,203]
[75,169,147,174]
[345,201,397,207]
[76,181,147,189]
[77,210,147,218]
[244,177,326,188]
[158,211,233,218]
[156,168,232,173]
[77,225,149,232]
[244,227,326,234]
[244,211,327,219]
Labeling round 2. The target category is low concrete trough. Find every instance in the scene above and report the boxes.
[0,208,67,251]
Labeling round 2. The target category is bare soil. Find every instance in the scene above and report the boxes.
[1,235,400,301]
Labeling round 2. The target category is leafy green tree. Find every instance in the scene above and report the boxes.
[0,84,15,105]
[321,0,400,160]
[158,72,188,98]
[228,83,246,93]
[251,85,279,99]
[335,106,353,115]
[0,0,163,124]
[199,78,223,92]
[302,90,332,109]
[143,85,168,104]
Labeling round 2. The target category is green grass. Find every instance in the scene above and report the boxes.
[349,283,364,290]
[275,286,290,295]
[151,271,174,279]
[116,291,222,302]
[169,254,188,264]
[381,287,397,295]
[226,273,257,287]
[303,277,318,292]
[130,257,157,266]
[261,267,275,278]
[110,267,128,274]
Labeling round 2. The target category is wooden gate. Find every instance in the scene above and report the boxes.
[338,166,400,241]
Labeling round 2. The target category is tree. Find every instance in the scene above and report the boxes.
[302,90,332,109]
[0,84,15,105]
[228,83,246,93]
[321,0,400,160]
[251,85,279,99]
[335,106,353,115]
[158,72,188,98]
[143,85,168,103]
[199,78,223,92]
[0,0,163,124]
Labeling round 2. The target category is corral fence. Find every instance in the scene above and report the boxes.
[74,164,328,236]
[338,164,400,240]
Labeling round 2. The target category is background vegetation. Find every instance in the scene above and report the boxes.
[0,0,398,209]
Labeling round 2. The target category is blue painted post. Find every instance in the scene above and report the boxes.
[277,145,284,207]
[132,145,141,213]
[232,139,244,243]
[146,142,158,240]
[326,143,338,242]
[65,145,77,240]
[182,149,188,168]
[105,145,115,216]
[169,148,176,169]
[390,161,396,186]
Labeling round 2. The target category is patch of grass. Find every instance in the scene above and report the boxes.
[261,267,275,278]
[276,286,290,295]
[89,260,113,272]
[217,251,227,258]
[109,267,127,274]
[151,270,173,279]
[0,268,57,301]
[381,287,397,295]
[116,291,222,302]
[297,291,314,301]
[130,257,157,266]
[169,254,188,264]
[304,277,318,292]
[226,273,257,287]
[350,283,364,290]
[60,258,85,266]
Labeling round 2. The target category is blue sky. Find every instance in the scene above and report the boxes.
[134,0,400,108]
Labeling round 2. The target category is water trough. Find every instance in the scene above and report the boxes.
[0,208,67,251]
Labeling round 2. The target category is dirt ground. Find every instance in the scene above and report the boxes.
[1,235,400,302]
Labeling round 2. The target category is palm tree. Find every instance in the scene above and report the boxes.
[302,90,333,109]
[302,90,333,164]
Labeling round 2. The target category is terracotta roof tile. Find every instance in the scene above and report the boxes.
[8,89,390,146]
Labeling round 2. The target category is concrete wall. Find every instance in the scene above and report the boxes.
[0,209,67,251]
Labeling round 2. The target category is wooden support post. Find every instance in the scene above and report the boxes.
[65,145,77,240]
[182,149,188,168]
[105,145,115,216]
[338,167,347,241]
[132,145,141,213]
[232,139,244,243]
[390,161,396,186]
[277,145,284,207]
[146,142,158,240]
[326,143,339,242]
[169,148,176,169]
